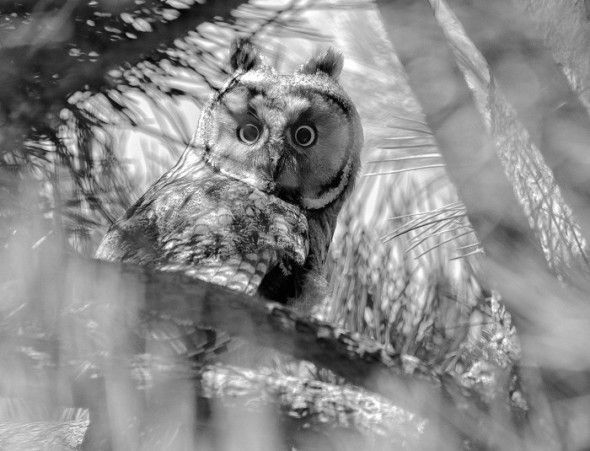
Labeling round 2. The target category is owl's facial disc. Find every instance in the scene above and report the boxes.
[201,75,361,210]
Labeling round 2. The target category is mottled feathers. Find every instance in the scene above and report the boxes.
[95,153,307,296]
[96,38,363,307]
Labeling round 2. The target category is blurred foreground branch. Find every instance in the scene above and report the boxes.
[446,0,590,244]
[0,361,424,450]
[377,0,590,448]
[0,245,525,448]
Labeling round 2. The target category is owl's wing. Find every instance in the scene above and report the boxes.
[95,157,308,297]
[95,157,309,368]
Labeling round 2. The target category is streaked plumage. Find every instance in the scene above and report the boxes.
[96,38,363,307]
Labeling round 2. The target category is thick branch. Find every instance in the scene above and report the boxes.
[202,364,425,442]
[0,362,425,450]
[0,247,519,446]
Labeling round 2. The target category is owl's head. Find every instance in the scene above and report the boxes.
[193,39,363,212]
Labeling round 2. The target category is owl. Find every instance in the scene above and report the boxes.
[96,39,363,308]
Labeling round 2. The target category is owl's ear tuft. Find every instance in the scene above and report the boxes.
[230,38,262,72]
[298,48,343,80]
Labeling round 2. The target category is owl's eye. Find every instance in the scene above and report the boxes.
[237,123,260,144]
[293,125,317,147]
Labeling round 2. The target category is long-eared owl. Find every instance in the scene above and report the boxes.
[96,39,363,308]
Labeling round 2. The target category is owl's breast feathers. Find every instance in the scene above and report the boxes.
[95,157,309,297]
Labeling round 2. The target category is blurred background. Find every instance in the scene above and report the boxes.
[2,0,590,449]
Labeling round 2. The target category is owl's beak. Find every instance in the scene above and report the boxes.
[263,140,283,180]
[273,155,299,191]
[268,150,282,181]
[265,138,298,190]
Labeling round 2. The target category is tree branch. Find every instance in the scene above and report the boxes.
[0,243,527,447]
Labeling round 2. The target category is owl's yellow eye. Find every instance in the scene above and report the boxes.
[237,123,260,144]
[293,125,316,147]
